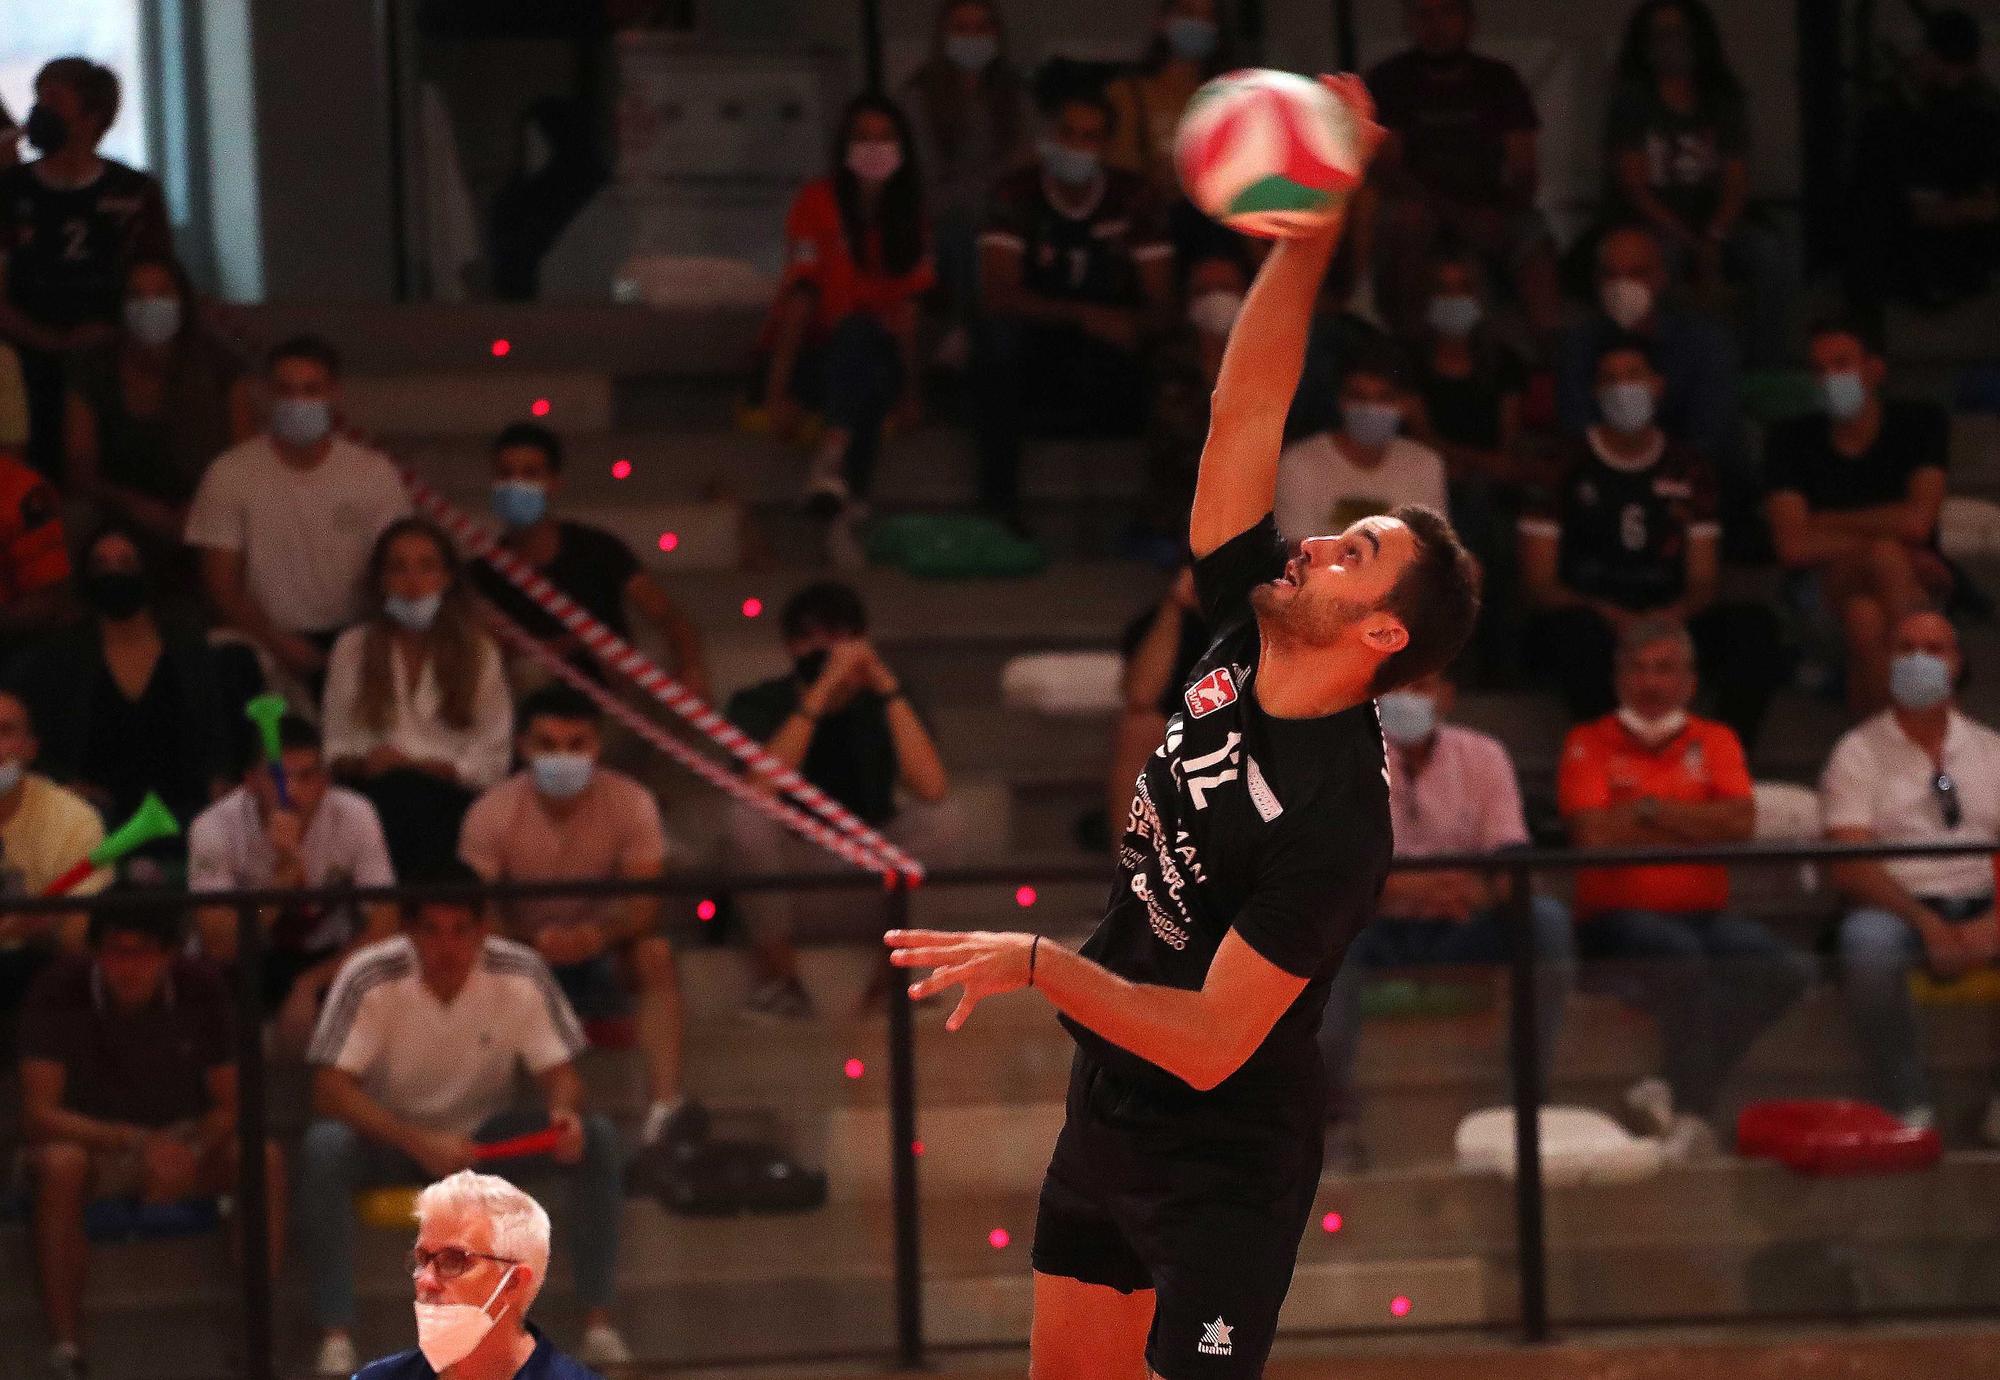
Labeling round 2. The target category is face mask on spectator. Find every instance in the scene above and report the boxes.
[490,480,548,529]
[1617,707,1687,744]
[124,296,182,347]
[1165,15,1220,60]
[0,759,23,796]
[1376,691,1437,747]
[84,571,147,620]
[794,649,830,685]
[846,139,903,184]
[530,752,594,800]
[1889,651,1953,711]
[1342,400,1401,449]
[1597,381,1656,433]
[24,104,68,155]
[1041,141,1100,186]
[1426,294,1482,337]
[384,592,443,632]
[1187,289,1244,336]
[945,32,998,71]
[415,1267,513,1374]
[1600,277,1654,330]
[1821,370,1869,421]
[271,397,332,448]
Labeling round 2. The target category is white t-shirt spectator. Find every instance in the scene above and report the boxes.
[306,934,585,1135]
[183,434,411,635]
[188,784,396,952]
[321,627,513,789]
[1274,433,1448,544]
[1821,708,2000,900]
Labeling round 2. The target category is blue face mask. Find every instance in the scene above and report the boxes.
[1821,370,1869,421]
[1889,651,1953,711]
[383,592,443,632]
[1426,294,1482,337]
[1376,691,1437,747]
[491,480,548,529]
[1041,141,1100,186]
[271,397,332,448]
[1342,400,1401,449]
[530,752,594,800]
[1598,380,1656,434]
[944,32,998,71]
[1164,15,1219,60]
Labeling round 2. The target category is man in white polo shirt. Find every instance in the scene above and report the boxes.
[1824,609,2000,1136]
[298,864,628,1377]
[184,334,410,689]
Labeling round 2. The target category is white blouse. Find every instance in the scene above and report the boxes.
[321,624,513,789]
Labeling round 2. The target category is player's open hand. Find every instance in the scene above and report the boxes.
[884,928,1037,1032]
[1317,73,1385,168]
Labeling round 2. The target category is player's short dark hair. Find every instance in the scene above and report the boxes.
[1807,313,1885,359]
[1926,8,1981,65]
[88,890,183,951]
[400,860,489,925]
[38,58,121,129]
[518,684,601,732]
[239,713,320,777]
[492,421,564,472]
[1371,505,1481,695]
[782,581,868,640]
[265,334,343,379]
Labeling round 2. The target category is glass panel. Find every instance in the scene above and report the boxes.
[0,0,150,167]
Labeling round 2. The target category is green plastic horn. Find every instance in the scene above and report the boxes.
[43,793,180,897]
[244,694,291,806]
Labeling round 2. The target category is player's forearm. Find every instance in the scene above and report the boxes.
[537,1064,584,1120]
[1033,941,1238,1091]
[1210,232,1337,422]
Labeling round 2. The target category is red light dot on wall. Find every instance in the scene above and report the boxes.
[1015,886,1037,908]
[530,397,551,417]
[658,532,679,553]
[489,338,511,358]
[911,1139,925,1157]
[1389,1295,1412,1319]
[742,597,764,619]
[695,899,717,922]
[843,1057,865,1080]
[987,1227,1010,1250]
[1321,1212,1343,1234]
[610,459,632,480]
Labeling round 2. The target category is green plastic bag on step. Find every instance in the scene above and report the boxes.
[865,512,1048,579]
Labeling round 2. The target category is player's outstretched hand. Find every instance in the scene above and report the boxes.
[884,928,1037,1032]
[1318,73,1385,169]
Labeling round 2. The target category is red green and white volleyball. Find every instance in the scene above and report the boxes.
[1175,70,1367,238]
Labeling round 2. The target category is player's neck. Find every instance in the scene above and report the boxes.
[36,149,103,187]
[1254,635,1374,719]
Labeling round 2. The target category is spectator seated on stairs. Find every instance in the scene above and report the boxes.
[18,893,284,1380]
[1316,670,1573,1171]
[1822,610,2000,1143]
[184,335,411,700]
[188,714,397,1056]
[468,421,710,700]
[0,440,78,669]
[299,867,626,1379]
[1764,317,1950,716]
[1273,343,1447,546]
[1558,616,1811,1159]
[1105,565,1209,847]
[321,518,512,879]
[0,688,111,1019]
[459,684,706,1176]
[724,581,955,1022]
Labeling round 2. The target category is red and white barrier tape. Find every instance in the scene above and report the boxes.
[400,468,923,882]
[485,607,902,881]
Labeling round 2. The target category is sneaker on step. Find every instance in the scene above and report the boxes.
[1976,1098,2000,1146]
[580,1323,633,1369]
[1904,1104,1940,1135]
[740,976,817,1024]
[313,1333,356,1378]
[1662,1114,1720,1163]
[1624,1076,1676,1139]
[825,511,867,571]
[46,1343,86,1380]
[800,446,850,515]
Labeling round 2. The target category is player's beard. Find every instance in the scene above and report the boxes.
[1252,582,1373,650]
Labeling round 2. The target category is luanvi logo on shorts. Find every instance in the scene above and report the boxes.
[1197,1317,1234,1356]
[1185,667,1239,719]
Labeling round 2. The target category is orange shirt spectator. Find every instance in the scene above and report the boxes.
[774,178,936,338]
[1559,711,1751,918]
[0,447,70,601]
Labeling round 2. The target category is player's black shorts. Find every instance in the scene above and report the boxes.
[1031,1052,1325,1380]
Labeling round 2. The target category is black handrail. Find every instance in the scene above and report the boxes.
[23,833,2000,1376]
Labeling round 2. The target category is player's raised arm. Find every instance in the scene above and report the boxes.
[1189,75,1382,559]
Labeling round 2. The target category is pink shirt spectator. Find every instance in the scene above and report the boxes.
[1388,723,1530,859]
[458,767,667,937]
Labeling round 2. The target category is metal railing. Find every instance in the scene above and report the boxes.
[9,836,2000,1375]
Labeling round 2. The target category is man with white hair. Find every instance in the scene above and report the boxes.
[353,1170,600,1379]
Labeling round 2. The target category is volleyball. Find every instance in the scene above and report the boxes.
[1174,69,1370,238]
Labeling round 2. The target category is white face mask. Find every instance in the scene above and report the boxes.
[1600,277,1655,330]
[415,1265,515,1373]
[1187,289,1243,337]
[1617,706,1688,745]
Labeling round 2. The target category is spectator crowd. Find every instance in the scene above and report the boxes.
[4,1,2000,1374]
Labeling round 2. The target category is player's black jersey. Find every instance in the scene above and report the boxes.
[0,159,173,328]
[1063,514,1392,1104]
